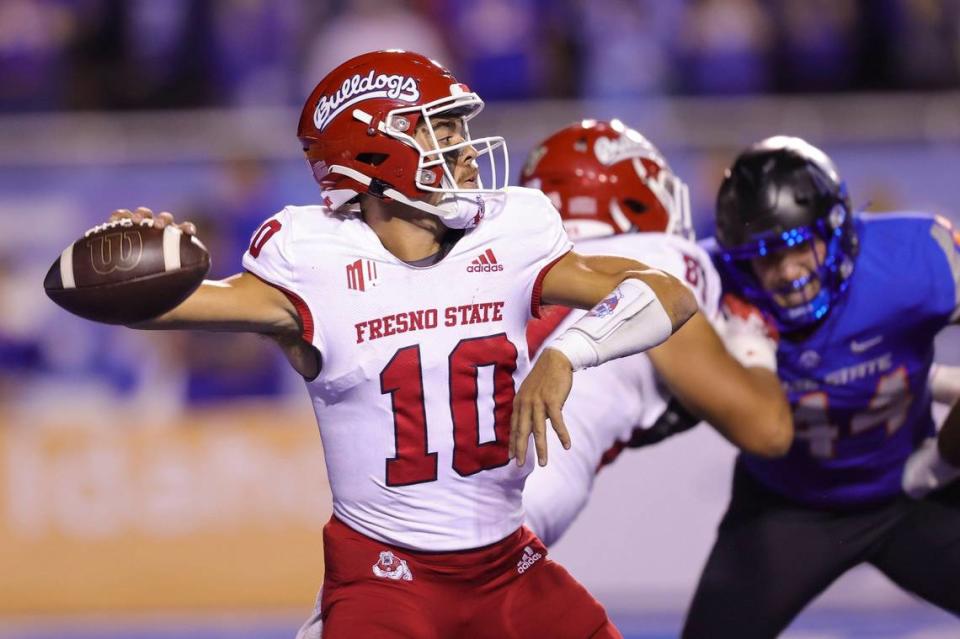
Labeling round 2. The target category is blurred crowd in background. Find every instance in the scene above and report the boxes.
[2,0,960,112]
[2,0,960,415]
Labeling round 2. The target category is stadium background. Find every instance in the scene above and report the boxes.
[2,1,960,637]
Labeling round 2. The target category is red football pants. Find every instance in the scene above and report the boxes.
[320,516,622,639]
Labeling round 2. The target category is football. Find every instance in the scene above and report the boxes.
[44,220,210,325]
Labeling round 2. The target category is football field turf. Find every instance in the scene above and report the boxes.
[2,603,956,639]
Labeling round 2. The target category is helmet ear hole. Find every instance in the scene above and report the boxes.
[623,198,647,214]
[356,152,389,166]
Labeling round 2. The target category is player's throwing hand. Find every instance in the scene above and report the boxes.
[510,348,573,466]
[110,206,197,235]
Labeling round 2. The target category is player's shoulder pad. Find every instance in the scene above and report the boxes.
[481,187,571,293]
[580,232,696,276]
[857,210,954,255]
[857,209,938,223]
[250,203,356,253]
[913,212,960,316]
[242,204,350,288]
[496,186,564,232]
[242,207,299,287]
[280,203,356,235]
[856,210,960,312]
[657,233,709,261]
[635,234,721,319]
[856,209,943,233]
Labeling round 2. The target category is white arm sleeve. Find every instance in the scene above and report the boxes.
[546,277,673,371]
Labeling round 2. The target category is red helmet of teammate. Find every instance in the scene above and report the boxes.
[298,50,508,229]
[521,119,692,240]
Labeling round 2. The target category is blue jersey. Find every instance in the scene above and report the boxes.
[715,212,960,508]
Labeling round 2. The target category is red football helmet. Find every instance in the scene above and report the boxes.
[298,50,508,229]
[521,119,692,240]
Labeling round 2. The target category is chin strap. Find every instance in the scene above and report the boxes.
[327,164,485,229]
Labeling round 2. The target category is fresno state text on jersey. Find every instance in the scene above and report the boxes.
[355,301,506,343]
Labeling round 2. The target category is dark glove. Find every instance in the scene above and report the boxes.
[626,397,701,448]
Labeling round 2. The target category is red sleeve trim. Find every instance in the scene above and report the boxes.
[278,286,315,344]
[525,305,573,357]
[530,250,571,319]
[245,270,315,343]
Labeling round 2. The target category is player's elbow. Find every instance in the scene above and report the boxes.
[744,402,794,458]
[627,269,698,333]
[754,426,793,459]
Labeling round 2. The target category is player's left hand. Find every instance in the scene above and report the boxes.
[510,348,573,467]
[718,293,779,372]
[626,397,701,448]
[902,437,960,498]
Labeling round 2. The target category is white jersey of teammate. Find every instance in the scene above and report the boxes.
[242,187,571,552]
[523,232,721,547]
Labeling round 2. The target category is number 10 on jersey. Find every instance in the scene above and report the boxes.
[381,334,519,486]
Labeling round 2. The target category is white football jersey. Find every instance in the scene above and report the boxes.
[523,232,721,546]
[242,187,572,551]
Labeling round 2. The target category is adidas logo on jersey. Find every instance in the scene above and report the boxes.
[516,545,543,574]
[467,248,503,272]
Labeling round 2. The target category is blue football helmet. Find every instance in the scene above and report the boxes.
[714,136,859,332]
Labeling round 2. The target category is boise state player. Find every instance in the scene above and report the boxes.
[683,136,960,638]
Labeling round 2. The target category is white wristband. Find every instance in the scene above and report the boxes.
[546,330,599,371]
[547,278,673,371]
